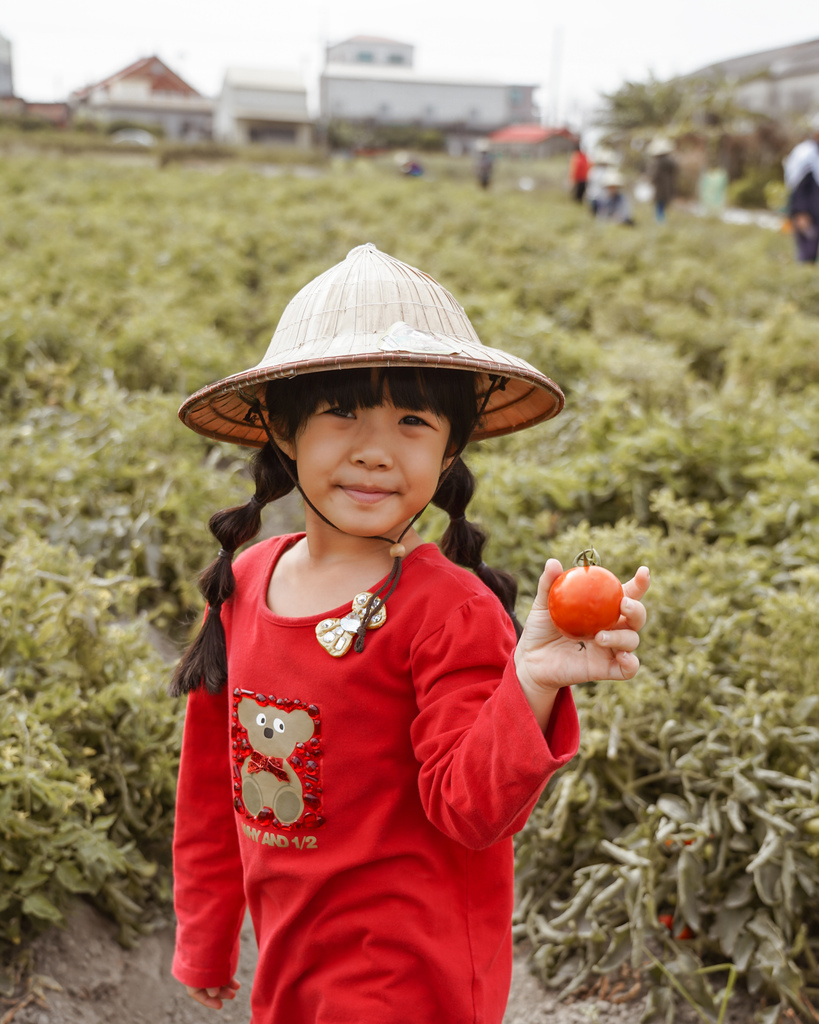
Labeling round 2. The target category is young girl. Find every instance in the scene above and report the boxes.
[170,243,650,1023]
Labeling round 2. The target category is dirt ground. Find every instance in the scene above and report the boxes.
[3,900,764,1024]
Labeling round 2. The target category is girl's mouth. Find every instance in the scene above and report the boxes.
[340,487,393,505]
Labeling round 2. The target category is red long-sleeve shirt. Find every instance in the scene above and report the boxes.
[172,535,579,1023]
[569,150,590,184]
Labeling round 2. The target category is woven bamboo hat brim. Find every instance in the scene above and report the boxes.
[179,244,564,446]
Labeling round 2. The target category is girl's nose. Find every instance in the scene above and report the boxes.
[351,436,393,469]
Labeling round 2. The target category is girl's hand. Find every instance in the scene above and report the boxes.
[185,978,240,1010]
[515,560,650,717]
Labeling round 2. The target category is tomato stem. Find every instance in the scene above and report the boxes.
[573,548,601,568]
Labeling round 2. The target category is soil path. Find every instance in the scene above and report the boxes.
[6,900,760,1024]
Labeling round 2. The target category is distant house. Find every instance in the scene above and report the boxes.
[488,124,577,158]
[326,36,414,68]
[321,35,538,149]
[214,68,312,146]
[687,37,819,118]
[69,56,213,140]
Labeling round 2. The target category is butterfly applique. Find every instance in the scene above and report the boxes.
[315,592,387,657]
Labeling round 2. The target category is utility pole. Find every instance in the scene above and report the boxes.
[549,25,563,127]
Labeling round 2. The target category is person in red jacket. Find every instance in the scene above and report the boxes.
[568,142,590,202]
[170,244,650,1024]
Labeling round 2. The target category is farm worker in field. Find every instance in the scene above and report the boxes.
[784,115,819,263]
[568,141,590,202]
[476,140,494,188]
[393,150,424,177]
[647,136,678,222]
[586,145,619,214]
[595,168,636,225]
[169,244,650,1024]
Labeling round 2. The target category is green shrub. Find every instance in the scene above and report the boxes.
[727,170,780,209]
[0,533,180,957]
[0,376,248,631]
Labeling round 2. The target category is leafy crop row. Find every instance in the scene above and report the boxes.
[0,532,178,967]
[2,149,819,1020]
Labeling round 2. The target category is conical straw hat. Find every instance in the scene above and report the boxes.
[179,243,564,445]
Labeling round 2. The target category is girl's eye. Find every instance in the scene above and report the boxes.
[325,407,355,419]
[401,414,430,427]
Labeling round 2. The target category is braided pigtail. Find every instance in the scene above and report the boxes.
[170,442,297,696]
[433,457,523,639]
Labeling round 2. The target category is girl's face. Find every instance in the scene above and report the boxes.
[276,394,453,541]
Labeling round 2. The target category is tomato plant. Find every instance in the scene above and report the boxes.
[547,549,624,640]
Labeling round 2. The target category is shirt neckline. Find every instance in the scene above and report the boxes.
[257,533,437,626]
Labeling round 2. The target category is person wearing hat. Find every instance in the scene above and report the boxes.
[648,136,677,222]
[585,145,618,214]
[784,115,819,263]
[595,167,635,225]
[169,244,650,1023]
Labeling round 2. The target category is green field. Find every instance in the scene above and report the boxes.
[2,146,819,1020]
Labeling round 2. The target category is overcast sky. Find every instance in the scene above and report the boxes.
[4,1,819,124]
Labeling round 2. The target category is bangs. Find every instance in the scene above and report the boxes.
[265,368,479,450]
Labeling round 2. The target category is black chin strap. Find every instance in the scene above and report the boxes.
[244,374,506,651]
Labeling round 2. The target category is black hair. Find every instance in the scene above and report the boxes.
[170,366,522,696]
[264,366,477,454]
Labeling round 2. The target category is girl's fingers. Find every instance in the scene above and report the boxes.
[530,559,564,611]
[622,566,650,602]
[612,650,640,678]
[186,983,239,1009]
[618,595,647,632]
[186,988,220,1009]
[595,627,640,652]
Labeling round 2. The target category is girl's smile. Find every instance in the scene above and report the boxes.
[340,486,395,504]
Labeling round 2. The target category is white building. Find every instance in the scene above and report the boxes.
[687,37,819,118]
[326,36,414,68]
[70,56,212,140]
[215,69,313,146]
[321,35,538,146]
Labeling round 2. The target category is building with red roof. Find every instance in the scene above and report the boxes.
[69,56,213,140]
[488,123,578,157]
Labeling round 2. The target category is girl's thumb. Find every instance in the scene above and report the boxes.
[531,559,563,610]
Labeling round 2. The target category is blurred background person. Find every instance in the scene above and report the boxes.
[595,168,635,225]
[648,136,678,222]
[568,142,589,203]
[784,116,819,264]
[586,146,618,215]
[475,141,494,189]
[394,150,424,177]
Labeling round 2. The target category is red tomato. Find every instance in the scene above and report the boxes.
[658,914,674,931]
[676,925,695,940]
[548,564,624,639]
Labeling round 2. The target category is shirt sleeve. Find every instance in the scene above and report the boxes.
[171,684,247,989]
[409,594,580,851]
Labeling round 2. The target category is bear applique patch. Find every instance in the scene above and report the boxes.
[231,689,324,830]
